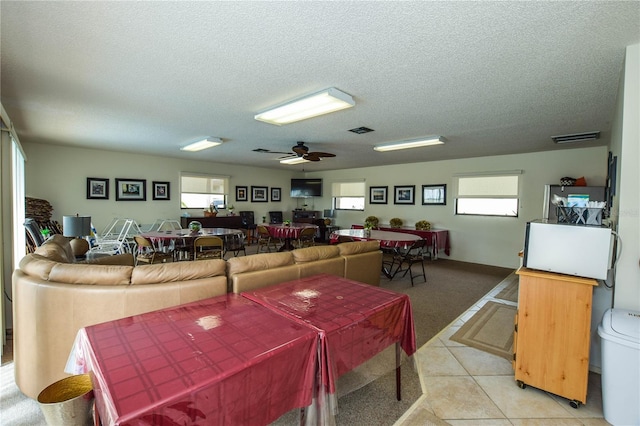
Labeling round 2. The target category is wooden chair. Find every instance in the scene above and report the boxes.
[296,227,316,248]
[134,235,173,265]
[389,238,428,285]
[193,236,224,260]
[256,225,278,253]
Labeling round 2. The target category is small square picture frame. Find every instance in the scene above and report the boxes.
[86,177,109,200]
[271,187,281,202]
[393,185,415,205]
[152,181,170,200]
[422,184,446,205]
[369,186,388,204]
[115,178,146,201]
[236,186,248,202]
[251,186,268,202]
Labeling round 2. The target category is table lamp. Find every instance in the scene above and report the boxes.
[63,214,92,257]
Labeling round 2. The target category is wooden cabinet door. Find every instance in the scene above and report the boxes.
[514,268,596,404]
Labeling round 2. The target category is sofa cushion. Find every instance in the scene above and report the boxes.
[337,240,380,255]
[226,252,294,275]
[48,263,133,285]
[292,245,340,263]
[131,259,226,285]
[34,243,71,263]
[18,254,58,280]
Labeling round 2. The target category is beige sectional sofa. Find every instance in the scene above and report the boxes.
[12,236,382,399]
[12,235,228,399]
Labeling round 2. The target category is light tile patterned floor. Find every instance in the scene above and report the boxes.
[395,279,611,426]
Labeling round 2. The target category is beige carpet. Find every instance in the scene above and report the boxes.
[449,301,516,360]
[495,272,519,303]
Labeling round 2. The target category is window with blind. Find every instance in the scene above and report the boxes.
[332,181,365,210]
[455,173,520,216]
[180,173,228,209]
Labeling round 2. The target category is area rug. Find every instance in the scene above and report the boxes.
[449,301,516,360]
[494,272,519,303]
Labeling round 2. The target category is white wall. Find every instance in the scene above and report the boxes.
[313,147,607,269]
[23,143,299,232]
[609,43,640,311]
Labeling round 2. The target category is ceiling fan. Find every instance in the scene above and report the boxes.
[253,141,336,162]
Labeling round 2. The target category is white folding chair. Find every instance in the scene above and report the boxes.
[157,219,182,231]
[89,219,134,254]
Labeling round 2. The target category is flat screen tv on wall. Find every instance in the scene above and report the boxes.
[291,178,323,198]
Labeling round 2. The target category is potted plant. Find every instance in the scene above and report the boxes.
[205,203,218,217]
[227,204,235,215]
[364,216,379,229]
[415,220,431,230]
[389,218,403,228]
[188,221,202,234]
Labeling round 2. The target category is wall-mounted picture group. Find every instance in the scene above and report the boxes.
[368,184,446,205]
[86,177,170,201]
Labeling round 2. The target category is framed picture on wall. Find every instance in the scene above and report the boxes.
[236,186,248,202]
[86,177,109,200]
[422,184,446,205]
[251,186,268,202]
[369,186,388,204]
[271,187,281,202]
[152,181,170,200]
[115,178,146,201]
[393,185,415,205]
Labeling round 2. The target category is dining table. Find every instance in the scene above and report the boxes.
[65,294,319,426]
[351,225,450,259]
[264,222,319,251]
[330,229,423,278]
[241,273,417,424]
[140,227,244,260]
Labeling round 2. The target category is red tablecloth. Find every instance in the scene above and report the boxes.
[241,274,416,395]
[329,228,422,249]
[265,223,318,239]
[67,294,318,426]
[350,225,450,257]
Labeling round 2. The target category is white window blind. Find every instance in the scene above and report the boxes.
[332,180,365,210]
[180,173,229,209]
[455,173,520,216]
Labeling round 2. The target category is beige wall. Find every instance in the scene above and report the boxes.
[313,146,607,269]
[25,142,607,270]
[24,143,299,231]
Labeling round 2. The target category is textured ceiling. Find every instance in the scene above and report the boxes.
[1,1,638,171]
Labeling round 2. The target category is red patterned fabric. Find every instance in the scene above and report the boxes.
[70,294,318,426]
[265,223,318,239]
[241,274,417,395]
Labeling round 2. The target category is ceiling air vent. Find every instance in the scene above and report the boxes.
[551,131,600,144]
[349,126,374,134]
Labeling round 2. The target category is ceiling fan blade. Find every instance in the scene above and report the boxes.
[308,151,336,158]
[304,154,322,161]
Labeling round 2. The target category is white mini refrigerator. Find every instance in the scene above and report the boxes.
[523,220,612,280]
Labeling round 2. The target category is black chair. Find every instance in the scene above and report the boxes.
[239,211,257,244]
[24,218,46,248]
[269,211,283,224]
[224,233,247,258]
[389,238,428,285]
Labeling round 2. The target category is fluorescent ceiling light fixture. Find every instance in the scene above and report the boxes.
[551,131,600,144]
[374,136,445,152]
[255,87,355,125]
[280,157,310,165]
[181,137,223,152]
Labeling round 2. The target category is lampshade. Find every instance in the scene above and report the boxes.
[255,87,355,125]
[63,215,92,237]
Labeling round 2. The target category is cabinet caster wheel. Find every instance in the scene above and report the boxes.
[516,380,526,389]
[569,400,581,409]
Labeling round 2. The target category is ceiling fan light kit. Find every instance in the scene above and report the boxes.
[374,136,445,152]
[551,131,600,144]
[280,157,310,165]
[254,87,355,125]
[181,137,223,152]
